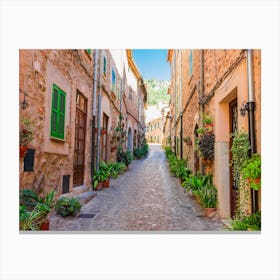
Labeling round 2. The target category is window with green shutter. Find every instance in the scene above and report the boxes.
[51,84,66,140]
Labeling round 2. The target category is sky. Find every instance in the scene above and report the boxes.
[132,49,170,81]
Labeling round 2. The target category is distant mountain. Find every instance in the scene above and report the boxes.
[145,79,170,106]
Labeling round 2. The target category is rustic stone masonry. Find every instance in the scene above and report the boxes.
[19,49,147,196]
[165,49,261,219]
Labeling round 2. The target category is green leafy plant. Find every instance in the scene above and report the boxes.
[93,169,108,189]
[117,150,133,167]
[133,144,149,159]
[241,154,261,190]
[19,188,56,229]
[231,211,261,230]
[196,127,206,135]
[55,197,81,217]
[203,113,213,125]
[230,130,250,181]
[19,205,43,230]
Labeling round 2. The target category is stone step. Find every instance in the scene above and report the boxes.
[75,191,96,205]
[72,185,88,195]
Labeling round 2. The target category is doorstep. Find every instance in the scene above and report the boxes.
[221,219,233,230]
[75,191,96,205]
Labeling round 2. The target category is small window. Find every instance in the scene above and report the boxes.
[112,69,116,93]
[51,84,66,140]
[103,56,107,76]
[189,50,193,77]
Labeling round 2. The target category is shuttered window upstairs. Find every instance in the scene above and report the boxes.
[51,84,66,140]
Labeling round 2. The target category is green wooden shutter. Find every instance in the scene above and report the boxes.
[51,84,66,139]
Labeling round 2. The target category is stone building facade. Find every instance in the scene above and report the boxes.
[165,49,261,219]
[19,49,146,196]
[145,117,164,143]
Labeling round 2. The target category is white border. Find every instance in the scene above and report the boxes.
[1,1,279,280]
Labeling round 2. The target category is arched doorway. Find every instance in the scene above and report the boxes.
[127,127,133,152]
[194,124,199,174]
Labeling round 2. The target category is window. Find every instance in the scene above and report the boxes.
[111,69,116,93]
[103,56,107,76]
[51,84,66,140]
[189,50,193,77]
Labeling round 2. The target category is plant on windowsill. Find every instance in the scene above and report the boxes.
[20,117,34,157]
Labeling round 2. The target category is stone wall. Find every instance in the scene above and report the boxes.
[164,49,261,218]
[20,50,94,194]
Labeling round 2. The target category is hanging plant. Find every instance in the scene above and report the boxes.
[198,133,215,160]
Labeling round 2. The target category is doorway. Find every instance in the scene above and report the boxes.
[229,99,238,217]
[101,113,109,162]
[194,124,199,174]
[127,127,132,152]
[73,92,87,187]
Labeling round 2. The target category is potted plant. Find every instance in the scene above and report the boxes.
[19,118,34,157]
[183,136,192,145]
[19,188,56,230]
[55,197,82,217]
[241,153,261,190]
[196,127,206,135]
[198,133,215,161]
[93,170,106,190]
[99,161,111,187]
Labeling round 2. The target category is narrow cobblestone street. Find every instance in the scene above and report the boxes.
[50,144,224,231]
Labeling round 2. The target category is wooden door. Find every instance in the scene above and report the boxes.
[101,113,109,162]
[73,92,87,187]
[229,99,238,217]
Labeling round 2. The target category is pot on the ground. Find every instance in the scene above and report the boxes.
[40,220,49,230]
[103,179,110,188]
[204,208,216,217]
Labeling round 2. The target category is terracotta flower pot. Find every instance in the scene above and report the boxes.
[20,146,28,157]
[102,179,110,188]
[40,220,49,230]
[95,182,103,191]
[204,208,216,217]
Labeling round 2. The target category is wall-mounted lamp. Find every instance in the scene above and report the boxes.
[240,102,249,117]
[20,90,29,110]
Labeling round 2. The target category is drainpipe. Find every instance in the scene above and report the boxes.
[200,49,205,175]
[96,50,103,171]
[174,49,177,155]
[180,50,183,159]
[91,49,99,181]
[246,49,258,213]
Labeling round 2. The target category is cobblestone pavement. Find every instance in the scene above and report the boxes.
[50,144,225,231]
